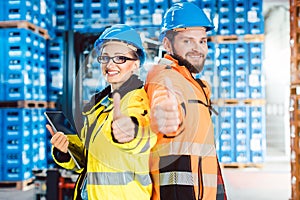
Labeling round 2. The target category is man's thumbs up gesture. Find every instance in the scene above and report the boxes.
[112,92,136,143]
[150,77,181,135]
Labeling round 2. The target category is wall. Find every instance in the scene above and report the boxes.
[263,1,290,156]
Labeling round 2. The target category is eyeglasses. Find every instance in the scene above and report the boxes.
[97,55,137,64]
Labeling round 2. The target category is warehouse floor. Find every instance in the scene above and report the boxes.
[0,146,291,200]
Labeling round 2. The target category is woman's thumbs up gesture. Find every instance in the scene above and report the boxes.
[112,92,136,143]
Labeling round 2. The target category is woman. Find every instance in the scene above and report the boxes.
[46,24,156,200]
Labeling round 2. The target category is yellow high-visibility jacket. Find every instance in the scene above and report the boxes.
[52,75,157,200]
[145,55,225,200]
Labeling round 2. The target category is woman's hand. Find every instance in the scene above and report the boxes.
[112,93,136,143]
[46,124,69,153]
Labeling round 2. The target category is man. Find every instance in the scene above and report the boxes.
[145,2,227,200]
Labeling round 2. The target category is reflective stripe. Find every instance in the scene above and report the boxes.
[155,142,216,157]
[87,172,151,186]
[160,171,195,186]
[159,171,217,187]
[204,174,217,187]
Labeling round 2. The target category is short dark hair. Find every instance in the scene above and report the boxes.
[165,30,178,42]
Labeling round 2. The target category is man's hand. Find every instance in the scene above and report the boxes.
[112,93,136,143]
[150,77,181,134]
[46,124,69,153]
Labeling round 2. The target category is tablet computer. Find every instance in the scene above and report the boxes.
[44,111,84,169]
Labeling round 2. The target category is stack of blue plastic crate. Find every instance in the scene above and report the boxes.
[214,104,266,164]
[55,0,70,31]
[217,0,264,36]
[215,41,264,100]
[0,0,55,183]
[217,43,234,99]
[70,0,122,33]
[45,33,65,167]
[46,35,64,102]
[213,0,265,165]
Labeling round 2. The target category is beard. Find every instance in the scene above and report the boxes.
[171,53,205,74]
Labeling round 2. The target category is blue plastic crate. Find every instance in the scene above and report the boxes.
[218,106,234,134]
[2,163,33,181]
[2,133,31,152]
[2,108,32,143]
[47,68,63,91]
[249,106,266,163]
[217,43,234,98]
[152,0,169,24]
[71,0,90,30]
[234,106,250,162]
[249,43,263,74]
[2,151,31,166]
[236,151,250,163]
[2,108,31,124]
[249,86,265,99]
[48,51,64,65]
[233,0,248,35]
[89,0,104,19]
[248,0,264,34]
[47,88,63,101]
[47,37,65,53]
[56,0,70,10]
[0,29,42,79]
[3,69,32,86]
[0,0,33,22]
[55,8,70,31]
[55,0,71,31]
[135,0,152,25]
[200,0,216,35]
[218,149,235,163]
[2,83,33,101]
[41,0,56,36]
[100,0,121,24]
[234,43,249,99]
[234,42,248,59]
[217,0,234,35]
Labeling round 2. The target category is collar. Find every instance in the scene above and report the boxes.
[83,75,143,113]
[112,74,143,99]
[163,54,196,81]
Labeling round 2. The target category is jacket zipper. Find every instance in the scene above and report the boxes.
[198,156,204,200]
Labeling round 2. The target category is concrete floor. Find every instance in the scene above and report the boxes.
[0,149,291,200]
[223,156,290,200]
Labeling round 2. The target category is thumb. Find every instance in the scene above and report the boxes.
[113,92,122,120]
[164,77,176,100]
[46,124,56,136]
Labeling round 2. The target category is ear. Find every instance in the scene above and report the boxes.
[162,37,173,54]
[133,60,140,70]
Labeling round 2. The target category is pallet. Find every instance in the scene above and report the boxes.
[0,178,35,191]
[221,163,264,169]
[0,20,49,39]
[214,34,264,43]
[0,100,48,108]
[212,99,266,106]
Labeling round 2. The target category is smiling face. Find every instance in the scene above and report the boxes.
[100,42,139,90]
[163,28,208,73]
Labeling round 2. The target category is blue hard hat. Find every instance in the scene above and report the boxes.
[94,24,146,65]
[159,2,215,41]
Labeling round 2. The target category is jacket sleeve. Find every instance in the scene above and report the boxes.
[51,123,87,172]
[51,146,84,173]
[110,90,157,154]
